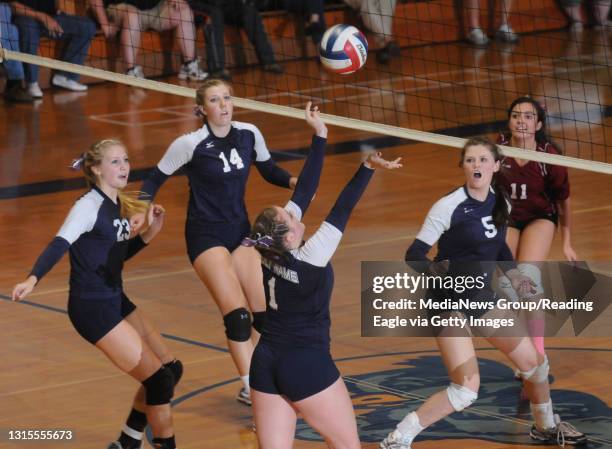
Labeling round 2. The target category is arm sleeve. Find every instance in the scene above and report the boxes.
[143,134,196,199]
[295,163,375,267]
[325,163,374,232]
[414,197,453,246]
[294,222,343,267]
[404,238,433,274]
[141,167,170,200]
[254,158,292,188]
[249,123,273,162]
[29,237,70,281]
[405,238,432,262]
[125,235,148,261]
[286,135,327,216]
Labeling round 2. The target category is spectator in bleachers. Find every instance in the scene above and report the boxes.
[191,0,284,73]
[90,0,208,80]
[10,0,97,99]
[187,0,231,79]
[559,0,611,29]
[464,0,518,45]
[1,2,33,101]
[283,0,326,46]
[343,0,399,64]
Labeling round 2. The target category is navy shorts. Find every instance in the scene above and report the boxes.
[68,293,137,344]
[250,343,340,402]
[185,219,251,264]
[510,213,558,232]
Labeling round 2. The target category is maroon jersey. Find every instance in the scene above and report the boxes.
[497,134,570,224]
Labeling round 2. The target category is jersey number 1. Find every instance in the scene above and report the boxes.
[267,277,278,310]
[219,148,245,173]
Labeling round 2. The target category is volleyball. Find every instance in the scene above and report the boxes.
[319,24,368,75]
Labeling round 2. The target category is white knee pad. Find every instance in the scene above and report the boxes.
[446,383,478,411]
[497,275,519,301]
[520,355,550,383]
[518,263,544,296]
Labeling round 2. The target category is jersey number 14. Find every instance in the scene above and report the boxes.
[219,148,245,173]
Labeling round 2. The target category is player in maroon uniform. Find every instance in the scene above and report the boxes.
[497,96,577,367]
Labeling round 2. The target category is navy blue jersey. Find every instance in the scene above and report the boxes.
[31,186,145,300]
[261,164,374,350]
[154,122,281,223]
[406,185,514,296]
[416,186,509,262]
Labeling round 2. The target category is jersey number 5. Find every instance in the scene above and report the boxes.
[267,277,278,310]
[219,148,245,173]
[481,216,497,238]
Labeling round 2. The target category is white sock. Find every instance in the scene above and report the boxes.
[397,412,424,442]
[240,375,250,393]
[531,399,555,430]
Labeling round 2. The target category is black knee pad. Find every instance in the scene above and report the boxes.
[164,359,184,387]
[223,307,251,342]
[142,366,174,406]
[252,311,266,333]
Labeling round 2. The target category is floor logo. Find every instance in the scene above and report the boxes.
[295,355,612,446]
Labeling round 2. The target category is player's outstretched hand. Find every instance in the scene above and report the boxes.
[364,152,403,170]
[304,101,327,138]
[12,275,37,301]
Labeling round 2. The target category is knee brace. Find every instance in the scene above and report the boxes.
[252,311,266,334]
[142,366,174,405]
[446,383,478,411]
[518,263,544,296]
[223,307,252,342]
[519,355,549,384]
[164,359,184,387]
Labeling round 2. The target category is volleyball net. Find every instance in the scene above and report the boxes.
[1,0,610,173]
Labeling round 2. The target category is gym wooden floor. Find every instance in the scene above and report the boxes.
[0,28,610,448]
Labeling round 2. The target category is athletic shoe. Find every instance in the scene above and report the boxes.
[51,74,88,91]
[4,84,34,103]
[237,387,252,406]
[178,60,208,81]
[126,66,145,79]
[27,82,43,99]
[106,441,143,449]
[495,24,520,43]
[380,429,412,449]
[467,28,490,46]
[530,415,587,446]
[210,68,232,81]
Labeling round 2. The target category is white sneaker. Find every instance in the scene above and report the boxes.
[27,82,43,98]
[236,387,252,406]
[126,65,145,79]
[52,74,88,92]
[178,60,208,81]
[380,429,412,449]
[467,28,490,46]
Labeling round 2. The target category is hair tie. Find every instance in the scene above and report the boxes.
[194,107,204,118]
[241,233,274,248]
[69,153,85,171]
